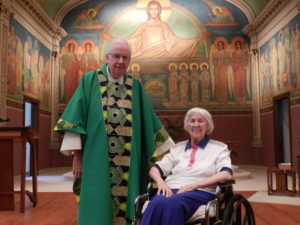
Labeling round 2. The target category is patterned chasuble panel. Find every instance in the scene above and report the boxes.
[98,71,133,225]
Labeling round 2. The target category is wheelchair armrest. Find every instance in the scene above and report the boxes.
[217,180,235,202]
[217,179,235,187]
[134,193,149,206]
[133,193,149,224]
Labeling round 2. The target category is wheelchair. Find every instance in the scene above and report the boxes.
[132,179,255,225]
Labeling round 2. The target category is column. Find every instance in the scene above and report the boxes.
[0,0,13,126]
[49,28,66,149]
[244,25,263,147]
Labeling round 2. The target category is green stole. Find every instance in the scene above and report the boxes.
[55,64,170,225]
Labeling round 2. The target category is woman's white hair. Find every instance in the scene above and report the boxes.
[184,107,214,135]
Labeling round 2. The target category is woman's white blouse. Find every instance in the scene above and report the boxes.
[156,139,232,193]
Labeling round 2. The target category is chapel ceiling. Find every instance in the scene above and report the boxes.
[35,0,270,22]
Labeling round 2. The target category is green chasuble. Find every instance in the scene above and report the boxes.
[55,64,171,225]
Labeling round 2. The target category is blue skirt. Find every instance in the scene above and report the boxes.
[140,189,215,225]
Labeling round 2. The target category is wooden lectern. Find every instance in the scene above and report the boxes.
[0,127,39,213]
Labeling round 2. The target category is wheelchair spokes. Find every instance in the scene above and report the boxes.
[221,194,255,225]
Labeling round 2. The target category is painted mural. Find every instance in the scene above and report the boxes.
[59,0,251,109]
[259,14,300,106]
[7,19,51,109]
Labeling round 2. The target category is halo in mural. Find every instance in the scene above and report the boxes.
[278,30,285,40]
[87,8,97,18]
[200,62,209,70]
[131,63,140,71]
[34,40,39,50]
[25,36,32,49]
[64,40,79,52]
[189,62,199,70]
[168,63,178,71]
[231,36,244,46]
[81,40,96,50]
[214,37,228,49]
[179,62,188,71]
[212,6,223,15]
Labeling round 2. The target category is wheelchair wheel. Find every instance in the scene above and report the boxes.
[221,194,255,225]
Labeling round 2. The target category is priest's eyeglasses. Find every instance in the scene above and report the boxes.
[108,53,130,61]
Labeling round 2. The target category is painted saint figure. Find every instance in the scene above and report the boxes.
[23,37,32,92]
[168,63,179,104]
[260,49,271,100]
[178,63,189,106]
[30,40,39,96]
[80,41,99,74]
[211,39,230,103]
[231,39,248,102]
[270,38,278,92]
[190,63,200,105]
[294,24,300,89]
[15,36,23,95]
[277,31,286,89]
[44,55,51,107]
[7,26,17,94]
[200,63,210,104]
[61,42,80,103]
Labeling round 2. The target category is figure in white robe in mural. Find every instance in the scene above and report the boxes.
[211,39,231,103]
[178,63,189,106]
[295,24,300,89]
[230,40,248,102]
[44,56,51,107]
[100,1,210,59]
[270,38,278,92]
[190,64,200,105]
[284,26,291,86]
[7,26,17,95]
[23,38,32,92]
[277,31,286,89]
[16,36,23,95]
[200,64,210,104]
[260,49,271,100]
[168,63,179,104]
[30,40,39,96]
[80,42,99,75]
[38,55,45,99]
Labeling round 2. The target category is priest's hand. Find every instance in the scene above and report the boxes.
[73,150,82,178]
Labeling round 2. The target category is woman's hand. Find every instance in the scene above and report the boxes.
[177,184,197,194]
[156,180,173,198]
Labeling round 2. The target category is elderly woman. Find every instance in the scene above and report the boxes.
[140,107,233,225]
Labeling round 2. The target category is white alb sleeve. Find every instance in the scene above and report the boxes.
[60,132,82,156]
[155,137,175,156]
